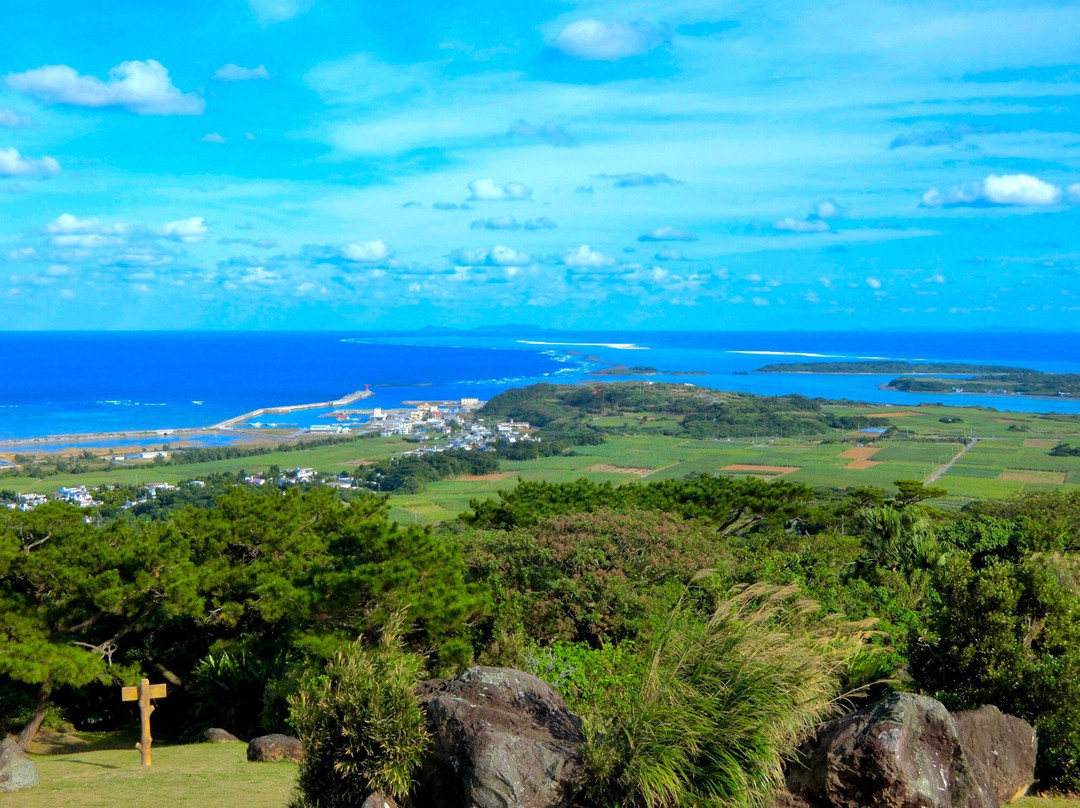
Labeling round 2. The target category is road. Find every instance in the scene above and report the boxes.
[925,437,979,484]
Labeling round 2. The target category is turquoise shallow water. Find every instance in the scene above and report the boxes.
[2,330,1079,441]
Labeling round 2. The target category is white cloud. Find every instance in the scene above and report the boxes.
[7,60,204,115]
[0,109,31,127]
[46,213,125,234]
[1068,184,1080,204]
[654,248,686,261]
[200,132,226,144]
[7,246,38,261]
[214,64,271,82]
[0,147,59,178]
[159,217,208,243]
[340,240,394,263]
[248,0,310,24]
[560,244,616,268]
[467,178,532,201]
[638,226,697,242]
[814,199,843,219]
[922,174,1062,207]
[866,277,882,289]
[551,19,670,60]
[51,234,126,249]
[451,245,531,267]
[525,217,557,230]
[471,216,520,230]
[772,216,829,233]
[983,174,1060,206]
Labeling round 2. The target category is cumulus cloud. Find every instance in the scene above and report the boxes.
[450,245,531,267]
[653,248,686,261]
[772,216,829,233]
[921,173,1062,207]
[559,244,616,268]
[214,64,271,81]
[467,178,532,201]
[8,60,204,115]
[159,217,208,243]
[550,19,670,60]
[596,172,680,188]
[638,226,697,242]
[0,147,60,178]
[508,119,574,147]
[525,217,557,230]
[814,200,844,219]
[200,132,226,144]
[1068,184,1080,204]
[0,109,31,127]
[472,216,520,230]
[340,240,395,263]
[866,277,882,289]
[45,214,129,237]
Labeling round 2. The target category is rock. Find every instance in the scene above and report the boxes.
[361,793,399,808]
[201,727,242,743]
[246,733,305,762]
[0,738,40,793]
[415,666,586,808]
[783,692,997,808]
[954,705,1037,804]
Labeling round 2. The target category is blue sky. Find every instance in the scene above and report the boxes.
[2,0,1080,330]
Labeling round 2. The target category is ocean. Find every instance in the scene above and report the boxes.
[2,330,1080,442]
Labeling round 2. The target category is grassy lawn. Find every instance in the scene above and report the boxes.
[7,741,296,808]
[5,738,1076,808]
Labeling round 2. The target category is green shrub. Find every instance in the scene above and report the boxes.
[548,585,863,808]
[288,625,430,806]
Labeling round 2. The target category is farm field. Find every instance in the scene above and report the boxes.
[5,399,1080,524]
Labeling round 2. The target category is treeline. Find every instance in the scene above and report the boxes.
[889,371,1080,397]
[352,449,500,494]
[479,383,891,439]
[7,478,1080,799]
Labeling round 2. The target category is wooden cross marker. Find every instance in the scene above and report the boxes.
[121,678,167,766]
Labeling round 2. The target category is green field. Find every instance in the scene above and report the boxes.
[7,742,297,808]
[3,739,1073,808]
[5,400,1080,524]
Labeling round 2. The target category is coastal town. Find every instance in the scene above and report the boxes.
[0,396,541,510]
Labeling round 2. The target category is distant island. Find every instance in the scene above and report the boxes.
[588,364,708,377]
[755,361,1027,375]
[753,360,1080,398]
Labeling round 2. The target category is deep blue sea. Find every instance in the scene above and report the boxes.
[2,330,1080,443]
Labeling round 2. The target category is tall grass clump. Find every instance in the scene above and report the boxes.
[288,622,430,807]
[573,584,866,808]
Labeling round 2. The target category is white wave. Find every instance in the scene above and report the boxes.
[727,350,844,358]
[519,340,649,350]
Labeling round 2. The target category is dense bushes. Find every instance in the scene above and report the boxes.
[533,588,863,808]
[289,627,429,806]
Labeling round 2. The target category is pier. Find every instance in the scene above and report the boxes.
[210,389,375,430]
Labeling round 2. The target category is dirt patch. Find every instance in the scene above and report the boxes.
[858,411,919,418]
[458,471,516,481]
[721,464,800,476]
[587,463,654,476]
[840,446,882,469]
[1023,439,1059,448]
[998,469,1067,484]
[342,458,376,466]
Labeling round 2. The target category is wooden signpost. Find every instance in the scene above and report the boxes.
[121,678,167,766]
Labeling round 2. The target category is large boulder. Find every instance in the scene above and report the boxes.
[953,706,1037,804]
[361,794,399,808]
[201,727,242,743]
[414,666,586,808]
[0,739,40,792]
[783,692,997,808]
[246,733,305,762]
